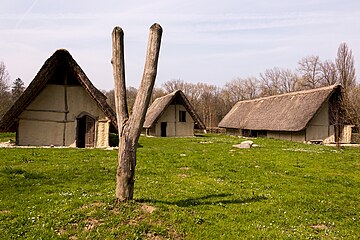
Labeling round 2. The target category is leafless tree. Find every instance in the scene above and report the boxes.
[126,86,138,114]
[151,87,166,102]
[162,79,202,103]
[279,69,299,93]
[297,56,323,89]
[0,61,12,118]
[259,67,282,96]
[222,77,259,104]
[334,43,358,130]
[320,60,338,86]
[336,42,356,95]
[0,62,10,94]
[259,67,299,96]
[103,89,115,110]
[103,86,139,115]
[347,84,360,131]
[163,79,189,94]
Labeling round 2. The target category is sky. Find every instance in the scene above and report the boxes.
[1,0,360,90]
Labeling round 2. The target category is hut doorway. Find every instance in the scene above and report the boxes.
[160,122,167,137]
[77,115,95,148]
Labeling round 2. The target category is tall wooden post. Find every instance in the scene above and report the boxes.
[112,23,163,202]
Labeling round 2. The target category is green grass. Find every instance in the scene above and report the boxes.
[0,132,15,142]
[0,134,359,239]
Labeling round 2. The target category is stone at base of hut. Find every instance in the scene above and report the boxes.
[233,140,254,149]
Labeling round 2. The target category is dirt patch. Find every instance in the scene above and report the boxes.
[311,224,329,230]
[146,232,164,240]
[141,204,156,214]
[178,174,189,178]
[84,218,103,231]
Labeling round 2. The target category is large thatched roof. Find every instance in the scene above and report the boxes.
[218,84,342,132]
[0,49,117,132]
[143,90,206,130]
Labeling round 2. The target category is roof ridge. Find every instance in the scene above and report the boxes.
[238,84,340,104]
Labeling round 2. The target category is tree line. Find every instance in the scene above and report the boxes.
[0,62,25,118]
[1,42,358,130]
[104,42,359,130]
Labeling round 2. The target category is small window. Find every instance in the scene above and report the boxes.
[179,111,186,122]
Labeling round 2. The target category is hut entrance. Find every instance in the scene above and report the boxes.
[160,122,167,137]
[77,115,95,148]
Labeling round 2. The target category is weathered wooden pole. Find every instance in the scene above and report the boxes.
[112,27,129,130]
[112,23,163,202]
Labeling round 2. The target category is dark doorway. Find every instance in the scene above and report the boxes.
[77,115,95,148]
[160,122,167,137]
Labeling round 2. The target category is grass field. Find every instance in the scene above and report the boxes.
[0,134,359,239]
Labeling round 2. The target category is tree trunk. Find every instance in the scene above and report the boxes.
[112,23,162,202]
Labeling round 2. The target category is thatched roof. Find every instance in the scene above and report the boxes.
[143,90,206,130]
[218,84,342,132]
[0,49,117,132]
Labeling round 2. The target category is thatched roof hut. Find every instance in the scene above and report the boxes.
[219,85,351,143]
[143,90,205,137]
[0,49,117,147]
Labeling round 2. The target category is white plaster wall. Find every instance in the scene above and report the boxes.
[26,85,65,111]
[67,86,105,121]
[152,104,195,137]
[17,85,110,147]
[18,119,64,146]
[306,102,329,141]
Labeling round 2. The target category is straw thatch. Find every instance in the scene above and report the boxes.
[0,49,117,132]
[218,84,343,131]
[143,90,206,130]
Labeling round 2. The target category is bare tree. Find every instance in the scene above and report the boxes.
[320,60,338,86]
[279,69,299,93]
[297,56,323,89]
[0,61,12,118]
[223,77,259,104]
[334,43,358,130]
[0,61,10,94]
[162,79,201,102]
[259,67,299,96]
[163,79,188,93]
[112,24,162,202]
[103,89,116,110]
[151,87,166,103]
[336,42,356,95]
[259,67,282,96]
[126,86,138,114]
[348,84,360,131]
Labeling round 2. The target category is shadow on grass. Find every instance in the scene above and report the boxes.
[0,166,45,179]
[138,193,268,207]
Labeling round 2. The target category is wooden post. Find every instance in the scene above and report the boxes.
[112,27,129,130]
[112,23,163,202]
